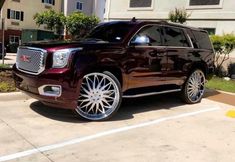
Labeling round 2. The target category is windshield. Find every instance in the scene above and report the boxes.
[85,22,135,43]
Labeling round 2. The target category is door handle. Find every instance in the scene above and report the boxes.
[156,52,166,57]
[149,51,166,57]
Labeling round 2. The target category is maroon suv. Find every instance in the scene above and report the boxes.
[13,20,214,120]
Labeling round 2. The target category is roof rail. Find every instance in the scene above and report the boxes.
[159,20,168,24]
[131,17,137,22]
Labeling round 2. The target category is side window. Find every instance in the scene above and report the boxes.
[131,25,162,46]
[192,31,213,50]
[187,30,199,48]
[163,27,190,47]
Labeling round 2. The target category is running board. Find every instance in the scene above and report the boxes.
[123,89,181,98]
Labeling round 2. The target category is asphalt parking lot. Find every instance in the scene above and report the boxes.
[0,92,235,162]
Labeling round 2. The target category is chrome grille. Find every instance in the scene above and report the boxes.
[16,47,47,75]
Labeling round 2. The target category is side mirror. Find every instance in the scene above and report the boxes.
[130,35,150,46]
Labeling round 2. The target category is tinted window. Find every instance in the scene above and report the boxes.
[86,23,135,43]
[130,0,152,8]
[164,27,190,47]
[189,0,220,5]
[187,30,198,48]
[131,25,162,46]
[192,31,213,50]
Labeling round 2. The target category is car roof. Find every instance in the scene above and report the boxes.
[102,20,207,33]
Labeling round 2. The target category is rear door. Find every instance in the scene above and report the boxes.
[162,26,192,85]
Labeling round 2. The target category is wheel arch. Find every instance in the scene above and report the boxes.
[188,61,208,78]
[81,65,124,88]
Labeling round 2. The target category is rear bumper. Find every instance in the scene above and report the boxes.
[12,64,82,110]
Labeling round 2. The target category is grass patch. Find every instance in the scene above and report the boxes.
[0,64,11,69]
[206,77,235,93]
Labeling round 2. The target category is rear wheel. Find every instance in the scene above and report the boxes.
[75,72,122,121]
[181,69,206,104]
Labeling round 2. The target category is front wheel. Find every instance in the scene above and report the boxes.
[181,69,206,104]
[75,72,122,121]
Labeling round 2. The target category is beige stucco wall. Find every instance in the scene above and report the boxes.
[105,0,235,35]
[63,0,93,16]
[1,0,62,30]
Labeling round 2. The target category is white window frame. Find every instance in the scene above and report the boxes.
[76,1,83,11]
[128,0,154,11]
[10,10,21,21]
[187,0,224,9]
[9,35,20,44]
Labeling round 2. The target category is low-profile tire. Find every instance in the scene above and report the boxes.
[181,69,206,104]
[75,71,122,121]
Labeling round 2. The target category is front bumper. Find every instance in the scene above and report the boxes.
[13,65,82,110]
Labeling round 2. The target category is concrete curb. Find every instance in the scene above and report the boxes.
[0,92,31,101]
[216,90,235,96]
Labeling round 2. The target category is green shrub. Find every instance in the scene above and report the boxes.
[168,8,191,24]
[34,9,66,35]
[66,12,100,39]
[210,34,235,77]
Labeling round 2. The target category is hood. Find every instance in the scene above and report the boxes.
[22,39,117,53]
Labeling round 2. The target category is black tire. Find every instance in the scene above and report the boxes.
[181,69,206,104]
[75,71,122,121]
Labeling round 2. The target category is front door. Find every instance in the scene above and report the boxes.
[125,25,168,90]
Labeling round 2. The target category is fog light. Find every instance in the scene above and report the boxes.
[38,85,62,97]
[51,86,60,93]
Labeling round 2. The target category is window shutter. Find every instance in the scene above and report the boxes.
[52,0,55,5]
[7,9,11,19]
[42,0,44,3]
[20,11,24,21]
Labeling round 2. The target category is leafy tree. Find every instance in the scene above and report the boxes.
[33,10,66,35]
[210,34,235,77]
[66,12,100,39]
[168,8,191,24]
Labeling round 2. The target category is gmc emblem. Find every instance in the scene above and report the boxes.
[20,55,31,63]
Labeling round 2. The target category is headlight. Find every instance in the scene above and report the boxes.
[52,48,83,68]
[52,49,72,68]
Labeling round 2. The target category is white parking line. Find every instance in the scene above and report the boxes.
[0,107,220,162]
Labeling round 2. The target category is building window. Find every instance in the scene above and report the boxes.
[129,0,152,8]
[189,0,220,6]
[201,28,216,35]
[76,1,83,10]
[7,9,24,21]
[9,35,20,44]
[42,0,55,5]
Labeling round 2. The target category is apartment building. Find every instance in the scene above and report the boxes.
[104,0,235,35]
[62,0,106,21]
[0,0,106,47]
[0,0,62,45]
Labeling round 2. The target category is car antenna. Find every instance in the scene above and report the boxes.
[131,17,137,22]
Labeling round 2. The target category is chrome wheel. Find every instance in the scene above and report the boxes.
[186,70,205,103]
[76,72,121,120]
